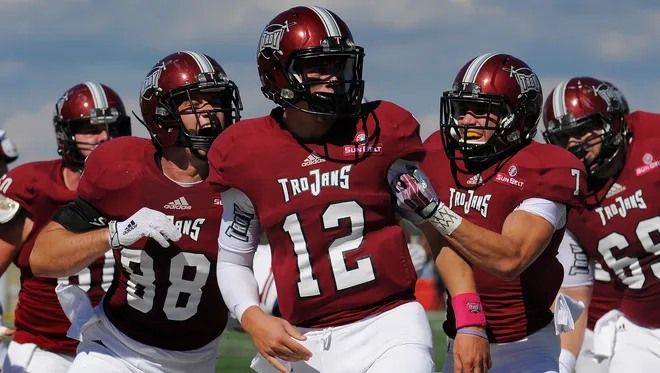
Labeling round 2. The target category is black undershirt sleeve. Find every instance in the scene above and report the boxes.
[52,198,109,233]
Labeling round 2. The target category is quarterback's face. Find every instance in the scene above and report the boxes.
[177,92,227,136]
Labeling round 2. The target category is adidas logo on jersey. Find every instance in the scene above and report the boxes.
[466,173,483,185]
[605,182,626,198]
[301,153,325,167]
[164,197,192,210]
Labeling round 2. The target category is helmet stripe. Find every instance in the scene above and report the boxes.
[552,80,569,118]
[463,53,497,83]
[183,51,214,73]
[84,81,108,109]
[309,6,342,37]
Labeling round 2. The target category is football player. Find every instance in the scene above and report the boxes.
[208,6,435,373]
[0,82,130,373]
[29,51,242,372]
[544,77,660,373]
[392,53,586,373]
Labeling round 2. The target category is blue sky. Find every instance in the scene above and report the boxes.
[2,0,660,165]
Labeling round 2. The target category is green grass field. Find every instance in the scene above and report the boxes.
[216,311,448,372]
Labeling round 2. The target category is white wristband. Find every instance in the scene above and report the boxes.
[428,202,462,236]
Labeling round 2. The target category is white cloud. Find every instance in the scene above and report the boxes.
[1,104,57,166]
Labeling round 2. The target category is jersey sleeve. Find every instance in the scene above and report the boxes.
[207,129,241,192]
[391,106,425,163]
[218,188,261,265]
[1,165,38,215]
[528,147,587,209]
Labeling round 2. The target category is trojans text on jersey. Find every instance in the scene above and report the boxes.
[278,165,352,203]
[594,189,648,226]
[448,187,491,218]
[169,216,207,241]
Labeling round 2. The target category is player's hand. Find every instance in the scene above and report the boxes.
[108,207,182,249]
[0,325,15,337]
[392,167,439,222]
[453,327,491,373]
[241,306,311,373]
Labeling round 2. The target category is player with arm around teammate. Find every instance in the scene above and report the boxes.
[543,77,660,373]
[208,6,436,373]
[29,51,242,373]
[0,82,130,373]
[392,53,587,373]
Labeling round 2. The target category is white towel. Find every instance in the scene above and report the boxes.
[592,309,622,361]
[55,283,95,341]
[554,293,585,334]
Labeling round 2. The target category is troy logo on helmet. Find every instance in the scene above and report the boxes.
[504,66,540,94]
[258,21,296,57]
[141,61,166,99]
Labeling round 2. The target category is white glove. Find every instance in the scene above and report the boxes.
[108,207,181,248]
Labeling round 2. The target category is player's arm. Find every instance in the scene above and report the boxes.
[430,236,491,373]
[553,230,593,373]
[217,188,311,373]
[0,196,31,275]
[31,199,180,277]
[390,161,563,280]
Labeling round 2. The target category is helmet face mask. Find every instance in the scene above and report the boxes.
[54,82,132,170]
[440,54,542,164]
[257,6,365,118]
[543,77,629,181]
[140,51,242,155]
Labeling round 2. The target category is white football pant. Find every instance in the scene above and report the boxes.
[608,314,660,373]
[250,301,434,373]
[2,341,73,373]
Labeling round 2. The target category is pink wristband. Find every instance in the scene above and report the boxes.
[452,292,487,329]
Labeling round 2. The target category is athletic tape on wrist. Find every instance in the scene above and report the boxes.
[452,292,487,329]
[456,327,488,340]
[108,221,120,248]
[428,202,462,236]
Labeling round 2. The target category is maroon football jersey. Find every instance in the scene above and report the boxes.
[1,160,112,354]
[208,101,423,327]
[77,137,227,350]
[421,134,586,343]
[567,111,660,328]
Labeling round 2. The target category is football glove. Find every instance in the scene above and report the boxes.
[108,207,181,248]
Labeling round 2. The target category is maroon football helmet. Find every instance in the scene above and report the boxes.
[257,6,364,117]
[54,82,131,169]
[542,77,629,180]
[440,53,543,164]
[139,51,242,152]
